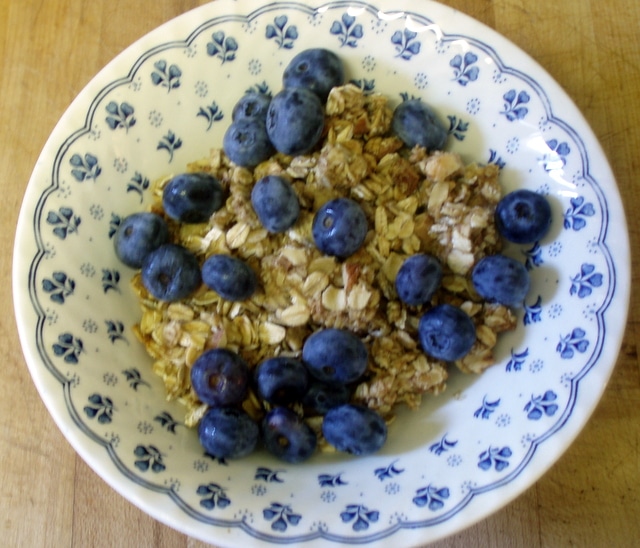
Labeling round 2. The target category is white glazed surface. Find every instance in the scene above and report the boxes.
[13,1,630,546]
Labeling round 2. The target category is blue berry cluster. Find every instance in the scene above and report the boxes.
[113,48,551,463]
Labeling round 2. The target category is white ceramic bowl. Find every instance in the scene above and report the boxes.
[13,1,630,546]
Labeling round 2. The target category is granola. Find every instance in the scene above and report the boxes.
[131,84,516,429]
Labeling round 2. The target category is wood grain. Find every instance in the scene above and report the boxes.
[2,1,639,546]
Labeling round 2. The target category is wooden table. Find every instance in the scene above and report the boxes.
[2,1,638,546]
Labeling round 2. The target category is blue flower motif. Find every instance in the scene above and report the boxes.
[52,332,84,364]
[412,484,450,511]
[42,272,75,304]
[105,320,128,344]
[523,241,544,270]
[133,445,166,473]
[196,483,231,510]
[101,269,120,293]
[474,395,500,419]
[255,467,285,483]
[83,394,114,424]
[570,263,603,298]
[207,31,238,62]
[478,446,512,472]
[69,153,101,182]
[506,347,529,372]
[349,78,376,94]
[391,29,421,60]
[487,149,506,169]
[524,390,559,420]
[523,295,543,325]
[151,60,182,91]
[501,89,530,121]
[263,503,301,531]
[197,101,224,131]
[340,504,379,531]
[557,327,589,359]
[154,411,181,434]
[429,434,458,455]
[105,101,136,132]
[330,13,364,47]
[318,473,347,487]
[157,130,182,162]
[447,115,469,141]
[374,460,404,481]
[108,213,121,239]
[450,52,479,85]
[126,172,150,202]
[246,81,272,96]
[122,368,150,390]
[265,16,298,49]
[563,196,595,231]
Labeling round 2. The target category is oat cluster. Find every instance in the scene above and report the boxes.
[131,84,516,429]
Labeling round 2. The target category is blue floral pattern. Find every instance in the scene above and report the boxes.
[16,1,626,546]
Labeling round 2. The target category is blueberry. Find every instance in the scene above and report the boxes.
[251,175,300,233]
[312,198,368,258]
[322,404,387,456]
[302,328,368,384]
[202,254,257,301]
[282,48,345,102]
[392,99,447,151]
[262,407,317,463]
[495,189,552,244]
[266,87,325,156]
[418,304,476,362]
[141,244,201,302]
[395,254,443,306]
[198,407,259,459]
[162,172,224,223]
[254,357,309,406]
[223,119,274,168]
[113,212,169,268]
[190,348,250,407]
[232,92,271,123]
[471,254,530,307]
[302,379,351,415]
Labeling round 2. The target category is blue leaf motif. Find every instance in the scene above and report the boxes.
[413,484,450,511]
[570,263,604,298]
[197,483,231,510]
[154,411,180,434]
[126,172,150,201]
[46,207,81,239]
[447,115,469,141]
[157,130,182,162]
[197,102,225,131]
[83,393,114,424]
[42,271,75,303]
[122,368,150,390]
[265,16,298,49]
[105,101,136,132]
[391,29,421,60]
[207,31,238,62]
[262,503,301,531]
[340,504,379,531]
[501,89,530,121]
[134,444,166,473]
[451,52,479,85]
[563,196,595,231]
[151,60,181,91]
[556,327,589,359]
[52,332,83,364]
[478,446,512,471]
[69,153,101,182]
[330,13,364,47]
[524,390,559,420]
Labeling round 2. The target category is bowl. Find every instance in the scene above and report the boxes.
[12,1,630,546]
